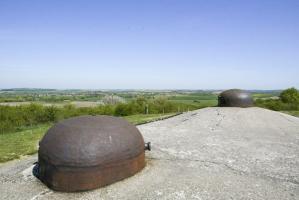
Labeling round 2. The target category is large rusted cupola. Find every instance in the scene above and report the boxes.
[33,115,148,192]
[218,89,253,107]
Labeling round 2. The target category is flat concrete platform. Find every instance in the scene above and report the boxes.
[1,107,299,200]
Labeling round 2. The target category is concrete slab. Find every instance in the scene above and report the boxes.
[1,107,299,199]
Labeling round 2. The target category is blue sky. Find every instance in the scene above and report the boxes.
[0,0,298,89]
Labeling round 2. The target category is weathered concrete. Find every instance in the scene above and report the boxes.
[1,107,299,200]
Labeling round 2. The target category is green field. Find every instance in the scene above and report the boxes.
[0,124,50,162]
[167,93,218,108]
[169,99,217,108]
[0,113,177,163]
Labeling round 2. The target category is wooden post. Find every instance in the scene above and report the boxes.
[145,104,149,115]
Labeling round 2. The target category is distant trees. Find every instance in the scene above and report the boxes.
[102,95,126,105]
[280,87,299,104]
[255,88,299,111]
[113,96,195,116]
[0,92,105,103]
[0,104,115,134]
[114,100,149,116]
[0,97,199,134]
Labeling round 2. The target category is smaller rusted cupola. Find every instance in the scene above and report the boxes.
[33,115,149,192]
[218,89,253,107]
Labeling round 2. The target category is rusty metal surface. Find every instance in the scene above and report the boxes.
[218,89,253,107]
[37,152,145,192]
[36,115,146,192]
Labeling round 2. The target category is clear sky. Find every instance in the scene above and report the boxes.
[0,0,298,90]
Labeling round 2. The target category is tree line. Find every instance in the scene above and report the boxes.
[0,97,198,134]
[255,88,299,111]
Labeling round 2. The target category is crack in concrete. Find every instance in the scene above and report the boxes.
[147,156,299,186]
[30,189,52,200]
[209,108,225,131]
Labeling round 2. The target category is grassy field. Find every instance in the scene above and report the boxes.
[168,93,218,108]
[0,113,178,163]
[169,99,217,108]
[0,101,104,108]
[0,124,50,163]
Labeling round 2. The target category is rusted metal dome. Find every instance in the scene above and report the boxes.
[218,89,253,107]
[34,115,147,192]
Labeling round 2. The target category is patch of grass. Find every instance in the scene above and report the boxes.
[0,124,50,163]
[281,111,299,117]
[169,94,217,101]
[0,113,178,163]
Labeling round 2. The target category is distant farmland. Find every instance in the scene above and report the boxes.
[0,89,279,108]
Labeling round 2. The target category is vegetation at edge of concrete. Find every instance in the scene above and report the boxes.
[281,111,299,117]
[254,87,299,111]
[0,96,200,134]
[0,124,50,162]
[124,113,177,125]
